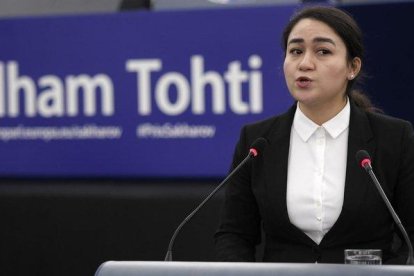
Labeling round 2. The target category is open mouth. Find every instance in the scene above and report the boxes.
[296,77,312,88]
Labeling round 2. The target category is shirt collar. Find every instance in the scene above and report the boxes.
[322,99,350,139]
[293,99,350,142]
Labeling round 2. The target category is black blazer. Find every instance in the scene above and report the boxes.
[215,102,414,264]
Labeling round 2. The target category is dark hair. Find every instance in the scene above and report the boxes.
[282,6,377,112]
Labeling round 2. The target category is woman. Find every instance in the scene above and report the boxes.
[215,6,414,264]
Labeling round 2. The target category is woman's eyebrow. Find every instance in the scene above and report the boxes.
[287,37,336,46]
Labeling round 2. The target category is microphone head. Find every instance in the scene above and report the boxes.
[356,150,372,170]
[249,137,268,157]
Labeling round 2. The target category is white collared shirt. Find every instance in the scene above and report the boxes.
[286,100,350,244]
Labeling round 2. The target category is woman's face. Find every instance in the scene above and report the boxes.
[283,18,358,110]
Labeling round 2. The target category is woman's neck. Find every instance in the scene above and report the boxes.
[298,97,348,126]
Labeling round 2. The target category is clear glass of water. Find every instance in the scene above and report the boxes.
[344,249,382,265]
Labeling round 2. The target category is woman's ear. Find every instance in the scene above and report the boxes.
[348,57,362,80]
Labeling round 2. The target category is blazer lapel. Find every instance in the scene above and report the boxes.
[263,104,316,245]
[261,102,377,247]
[321,103,376,246]
[263,106,294,221]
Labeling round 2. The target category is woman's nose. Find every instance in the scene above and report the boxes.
[298,53,315,71]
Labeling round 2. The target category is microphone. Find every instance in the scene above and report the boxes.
[164,137,268,261]
[356,150,414,265]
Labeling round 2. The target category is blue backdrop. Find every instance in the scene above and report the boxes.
[0,2,413,178]
[343,3,414,123]
[0,6,297,177]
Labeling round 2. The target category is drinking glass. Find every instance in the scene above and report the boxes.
[344,249,382,265]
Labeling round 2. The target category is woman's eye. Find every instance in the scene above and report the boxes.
[317,49,331,55]
[289,49,302,55]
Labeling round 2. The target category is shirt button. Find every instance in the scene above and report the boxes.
[317,217,322,221]
[316,201,321,207]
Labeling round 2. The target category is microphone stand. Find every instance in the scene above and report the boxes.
[365,166,414,265]
[164,150,255,261]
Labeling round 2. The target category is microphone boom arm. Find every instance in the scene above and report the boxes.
[365,166,414,265]
[164,150,255,261]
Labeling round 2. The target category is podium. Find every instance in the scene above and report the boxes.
[95,261,414,276]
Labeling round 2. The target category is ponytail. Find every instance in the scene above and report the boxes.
[349,90,382,113]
